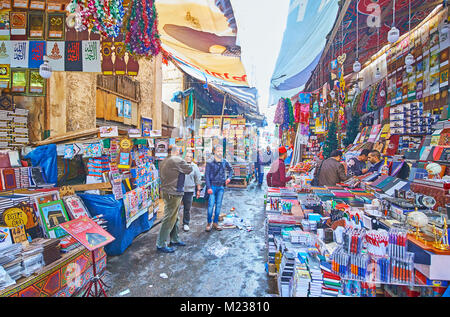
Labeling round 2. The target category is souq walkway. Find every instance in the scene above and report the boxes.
[104,182,277,297]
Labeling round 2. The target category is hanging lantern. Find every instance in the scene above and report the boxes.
[375,67,382,80]
[353,60,361,73]
[405,53,415,66]
[39,56,52,79]
[388,26,400,43]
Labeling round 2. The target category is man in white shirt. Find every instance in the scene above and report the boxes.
[181,151,202,231]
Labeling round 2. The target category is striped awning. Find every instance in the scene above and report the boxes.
[210,84,258,109]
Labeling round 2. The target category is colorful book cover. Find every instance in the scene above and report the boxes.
[38,200,69,239]
[59,216,114,251]
[63,195,90,220]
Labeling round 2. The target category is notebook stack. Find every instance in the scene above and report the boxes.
[0,265,15,290]
[21,243,44,277]
[267,234,276,265]
[320,261,341,297]
[291,254,310,297]
[277,251,296,297]
[59,236,81,254]
[308,257,323,297]
[32,238,61,265]
[267,214,301,237]
[290,230,316,246]
[0,243,23,281]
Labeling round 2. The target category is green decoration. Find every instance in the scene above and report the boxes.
[323,121,338,159]
[343,114,360,147]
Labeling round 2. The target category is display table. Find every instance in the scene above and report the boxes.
[0,247,106,297]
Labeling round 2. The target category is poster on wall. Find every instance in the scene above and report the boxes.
[116,97,124,117]
[82,40,101,73]
[46,41,65,71]
[155,138,169,158]
[123,100,132,119]
[141,117,152,137]
[11,41,28,68]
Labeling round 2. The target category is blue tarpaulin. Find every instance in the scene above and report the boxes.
[269,0,339,104]
[24,144,58,184]
[78,194,154,256]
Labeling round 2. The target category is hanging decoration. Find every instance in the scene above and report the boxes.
[67,0,125,38]
[124,0,161,57]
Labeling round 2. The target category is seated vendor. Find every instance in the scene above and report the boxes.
[366,150,384,174]
[347,149,371,177]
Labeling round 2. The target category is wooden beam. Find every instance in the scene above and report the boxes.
[70,182,111,191]
[33,128,99,146]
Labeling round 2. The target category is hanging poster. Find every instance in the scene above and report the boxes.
[123,100,132,119]
[0,41,11,64]
[116,97,123,117]
[64,41,82,71]
[59,216,115,251]
[46,41,64,71]
[28,69,45,94]
[0,11,10,39]
[82,40,101,73]
[0,64,10,88]
[123,187,149,228]
[27,11,45,39]
[28,40,45,68]
[46,13,64,40]
[141,117,152,137]
[11,68,27,92]
[9,12,27,38]
[10,40,28,68]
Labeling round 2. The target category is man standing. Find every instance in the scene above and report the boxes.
[266,147,294,187]
[181,151,202,232]
[347,149,371,177]
[316,150,349,186]
[367,150,384,174]
[254,148,264,186]
[156,145,193,253]
[205,145,233,232]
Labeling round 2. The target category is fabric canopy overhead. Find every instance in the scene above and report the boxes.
[269,0,340,104]
[211,84,258,110]
[305,0,441,90]
[155,0,249,87]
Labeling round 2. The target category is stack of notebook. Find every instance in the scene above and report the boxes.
[308,257,323,297]
[277,251,296,297]
[292,256,310,297]
[267,214,301,237]
[320,261,341,297]
[267,234,276,265]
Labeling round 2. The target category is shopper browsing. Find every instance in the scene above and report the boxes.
[156,145,193,253]
[347,149,371,177]
[366,150,384,174]
[315,150,349,186]
[205,145,234,232]
[254,147,264,186]
[260,146,274,166]
[266,146,294,187]
[181,151,202,232]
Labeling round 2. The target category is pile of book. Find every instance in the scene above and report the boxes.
[32,238,61,266]
[277,251,295,297]
[320,261,341,297]
[267,234,276,265]
[59,236,81,254]
[0,109,29,150]
[290,230,316,246]
[0,244,23,282]
[267,214,301,237]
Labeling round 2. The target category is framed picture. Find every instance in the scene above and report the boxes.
[141,117,152,137]
[38,199,69,238]
[28,69,46,95]
[63,195,90,220]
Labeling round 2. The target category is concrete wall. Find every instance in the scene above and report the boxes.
[162,61,184,130]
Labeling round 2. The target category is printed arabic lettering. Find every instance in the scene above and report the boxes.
[67,42,80,62]
[13,42,26,61]
[84,42,97,61]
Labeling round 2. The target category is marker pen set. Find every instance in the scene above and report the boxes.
[368,257,391,283]
[388,228,408,259]
[343,227,365,254]
[266,198,293,213]
[391,252,414,285]
[349,253,369,281]
[331,247,350,277]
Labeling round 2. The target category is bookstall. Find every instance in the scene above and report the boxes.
[196,115,257,189]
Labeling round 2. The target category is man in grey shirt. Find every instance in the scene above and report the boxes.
[181,151,202,232]
[156,145,193,253]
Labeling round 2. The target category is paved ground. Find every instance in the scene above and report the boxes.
[104,181,277,297]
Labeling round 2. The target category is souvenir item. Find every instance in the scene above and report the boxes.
[37,200,69,238]
[63,195,90,220]
[46,13,65,40]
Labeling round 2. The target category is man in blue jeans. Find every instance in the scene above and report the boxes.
[205,145,234,232]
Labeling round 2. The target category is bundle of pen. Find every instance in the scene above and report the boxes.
[349,253,369,281]
[281,201,293,214]
[92,214,108,230]
[343,227,365,254]
[331,247,350,278]
[367,256,391,283]
[268,198,281,211]
[390,252,414,285]
[365,230,389,257]
[388,228,408,259]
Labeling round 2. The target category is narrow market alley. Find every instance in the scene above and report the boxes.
[105,183,277,297]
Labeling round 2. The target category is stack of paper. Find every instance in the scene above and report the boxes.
[59,236,80,254]
[290,230,316,246]
[291,257,311,297]
[0,265,15,290]
[278,251,296,297]
[21,244,44,277]
[0,244,23,281]
[308,257,323,297]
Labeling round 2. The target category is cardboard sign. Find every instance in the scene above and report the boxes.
[59,216,115,251]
